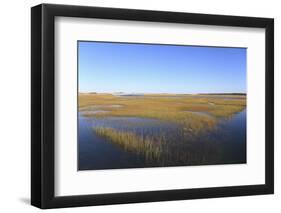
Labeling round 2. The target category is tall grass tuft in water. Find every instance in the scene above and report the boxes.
[94,127,164,161]
[93,127,225,165]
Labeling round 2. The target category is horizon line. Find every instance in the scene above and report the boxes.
[79,91,247,95]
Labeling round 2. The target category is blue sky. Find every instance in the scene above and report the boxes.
[78,41,246,94]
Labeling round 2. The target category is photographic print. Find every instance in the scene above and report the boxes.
[31,4,274,208]
[78,41,247,170]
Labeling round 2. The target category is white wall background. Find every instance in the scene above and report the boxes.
[0,0,279,212]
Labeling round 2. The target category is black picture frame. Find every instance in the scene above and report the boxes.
[31,3,274,209]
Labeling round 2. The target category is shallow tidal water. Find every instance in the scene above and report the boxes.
[78,109,246,170]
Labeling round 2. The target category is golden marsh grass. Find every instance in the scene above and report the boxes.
[94,127,225,164]
[94,127,164,161]
[79,93,246,133]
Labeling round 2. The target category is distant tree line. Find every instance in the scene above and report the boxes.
[198,93,246,96]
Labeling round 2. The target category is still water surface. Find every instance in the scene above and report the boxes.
[78,109,246,170]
